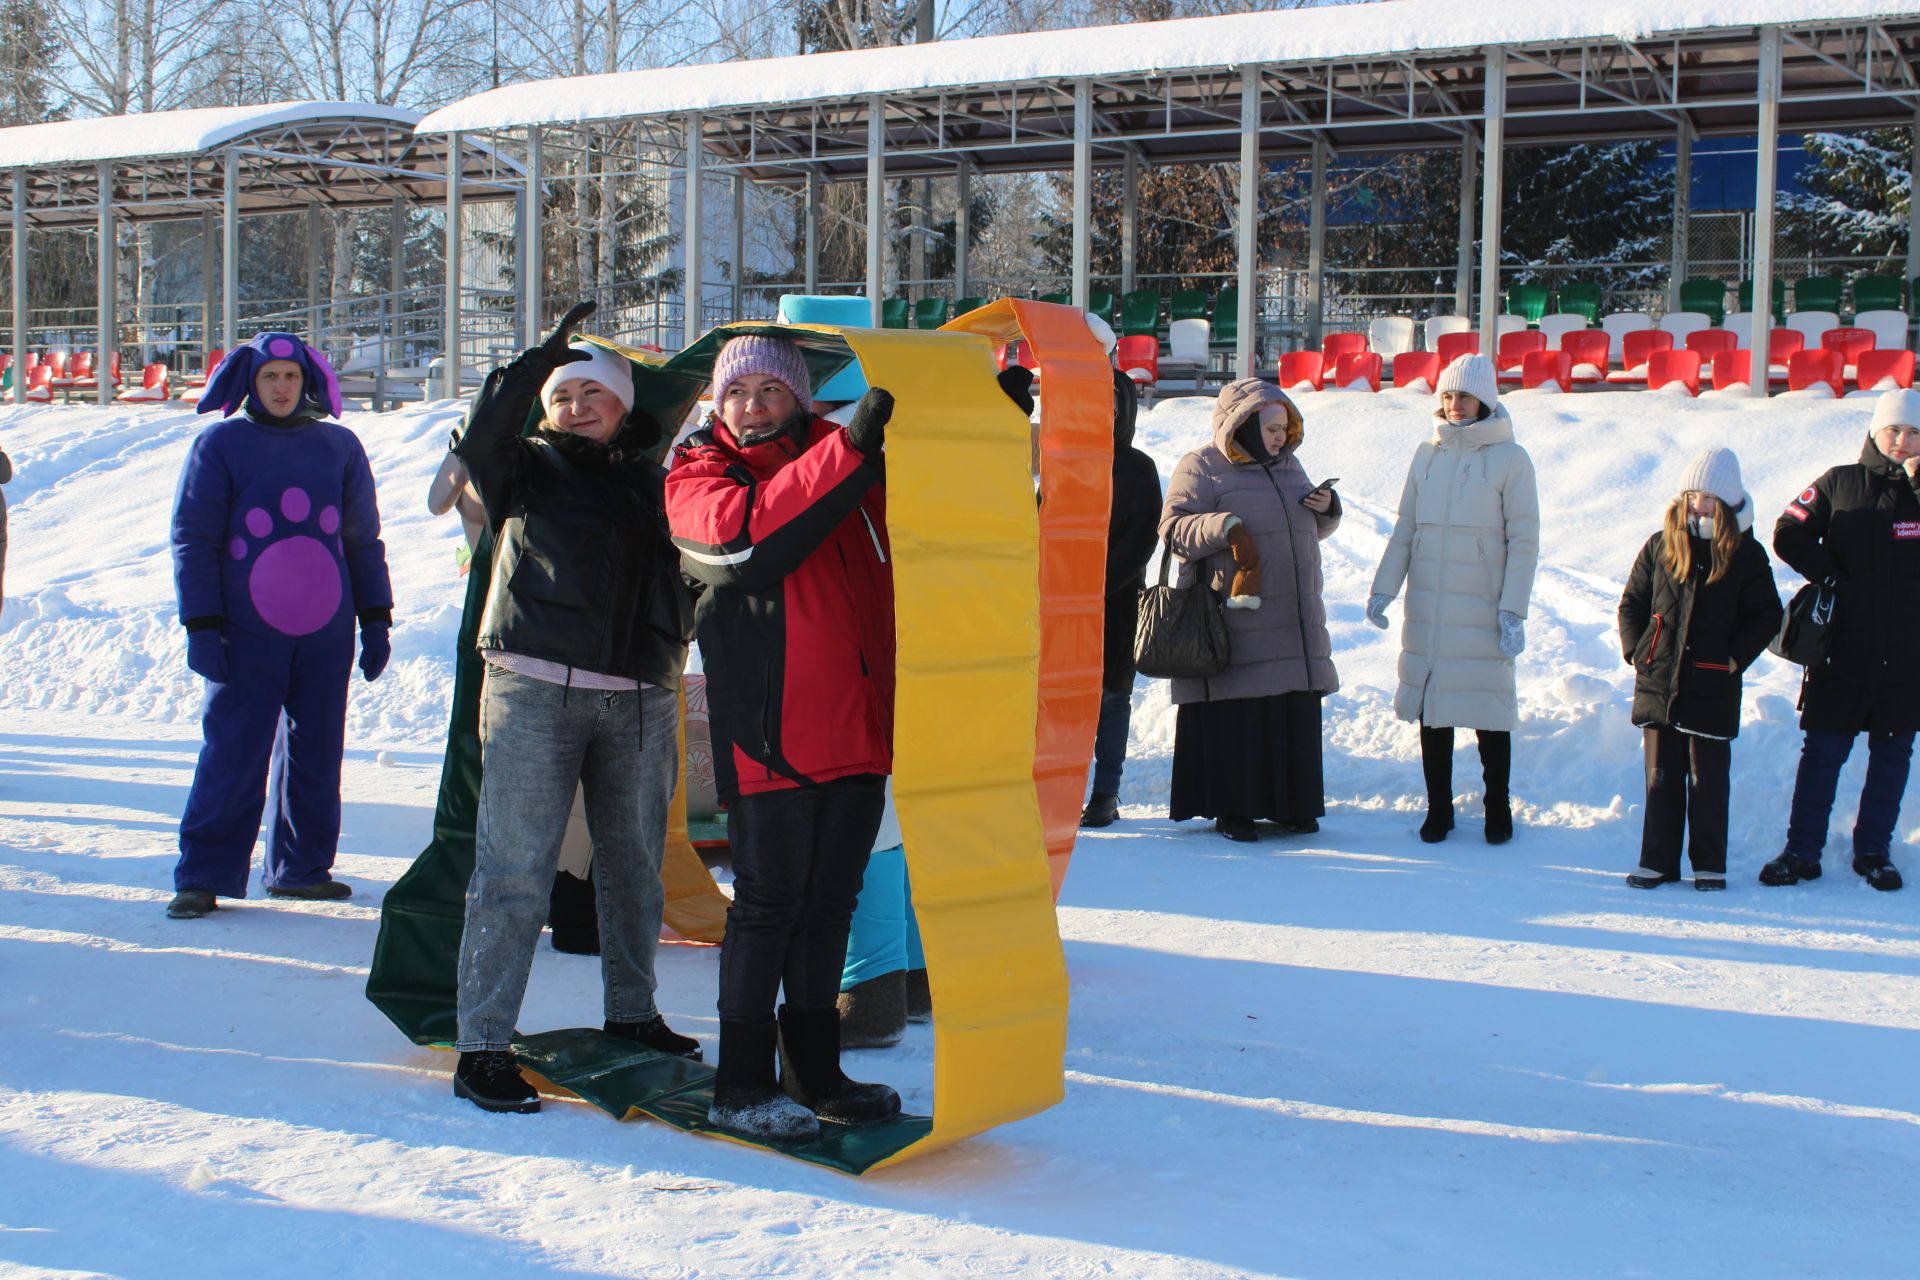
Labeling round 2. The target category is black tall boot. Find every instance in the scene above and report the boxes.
[1479,730,1514,845]
[707,1020,819,1142]
[778,1005,901,1127]
[1419,725,1455,843]
[547,867,599,955]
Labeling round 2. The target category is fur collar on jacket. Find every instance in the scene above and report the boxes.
[1210,378,1304,464]
[1428,403,1515,449]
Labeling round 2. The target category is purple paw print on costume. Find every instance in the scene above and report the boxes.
[228,486,344,636]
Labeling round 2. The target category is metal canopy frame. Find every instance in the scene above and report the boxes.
[3,107,523,406]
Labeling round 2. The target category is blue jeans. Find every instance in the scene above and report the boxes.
[1089,687,1132,797]
[456,666,677,1052]
[1783,729,1915,862]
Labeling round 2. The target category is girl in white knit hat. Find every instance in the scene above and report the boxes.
[1368,354,1539,844]
[1616,449,1782,889]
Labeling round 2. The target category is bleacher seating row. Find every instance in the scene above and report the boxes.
[1279,309,1914,398]
[0,348,225,402]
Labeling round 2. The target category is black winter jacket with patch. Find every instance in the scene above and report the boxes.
[1773,436,1920,734]
[455,361,693,688]
[1618,527,1781,739]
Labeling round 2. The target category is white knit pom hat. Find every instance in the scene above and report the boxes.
[1869,387,1920,433]
[1435,353,1499,412]
[1677,447,1752,527]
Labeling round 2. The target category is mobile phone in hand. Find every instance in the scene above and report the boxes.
[1300,478,1339,507]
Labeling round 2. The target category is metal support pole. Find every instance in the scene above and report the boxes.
[305,202,322,344]
[1455,134,1476,318]
[1907,105,1919,296]
[804,170,819,294]
[1071,77,1091,311]
[199,211,215,365]
[867,95,884,325]
[1307,138,1327,347]
[1120,146,1138,298]
[1476,50,1507,363]
[526,127,544,347]
[222,150,239,353]
[954,158,971,301]
[444,130,464,400]
[730,173,745,321]
[1749,28,1780,399]
[1670,123,1692,312]
[1236,67,1260,379]
[12,172,25,405]
[389,198,405,374]
[684,113,704,347]
[97,161,114,406]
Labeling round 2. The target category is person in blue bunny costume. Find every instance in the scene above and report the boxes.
[165,331,393,920]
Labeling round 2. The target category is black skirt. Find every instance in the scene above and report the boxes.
[1170,692,1325,823]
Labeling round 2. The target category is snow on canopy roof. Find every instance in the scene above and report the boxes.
[418,0,1913,134]
[0,101,422,170]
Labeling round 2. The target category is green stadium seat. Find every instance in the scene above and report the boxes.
[913,297,949,329]
[1851,276,1905,315]
[1556,283,1602,324]
[881,298,910,329]
[1085,289,1116,329]
[1738,278,1786,323]
[1120,289,1160,337]
[1038,291,1070,306]
[1793,276,1843,315]
[1170,290,1210,323]
[1211,287,1238,348]
[1678,278,1727,325]
[952,295,989,317]
[1506,283,1550,325]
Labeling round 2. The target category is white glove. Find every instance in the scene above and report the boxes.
[1365,594,1392,630]
[1497,610,1526,659]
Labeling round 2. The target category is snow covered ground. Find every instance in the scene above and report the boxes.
[2,385,1918,1279]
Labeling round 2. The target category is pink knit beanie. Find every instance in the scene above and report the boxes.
[710,334,811,406]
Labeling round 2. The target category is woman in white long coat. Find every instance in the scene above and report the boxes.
[1367,354,1540,844]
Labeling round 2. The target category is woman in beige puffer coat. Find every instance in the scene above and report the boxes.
[1367,354,1539,845]
[1159,378,1340,843]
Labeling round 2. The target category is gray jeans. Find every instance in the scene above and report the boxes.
[456,665,677,1052]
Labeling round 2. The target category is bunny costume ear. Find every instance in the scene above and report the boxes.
[197,331,342,419]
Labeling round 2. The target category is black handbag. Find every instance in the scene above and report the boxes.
[1134,535,1231,680]
[1769,579,1837,666]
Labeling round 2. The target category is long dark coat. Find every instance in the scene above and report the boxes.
[1104,371,1164,693]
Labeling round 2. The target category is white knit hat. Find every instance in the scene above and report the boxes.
[1870,387,1920,433]
[1678,447,1750,520]
[541,343,636,415]
[1435,353,1499,412]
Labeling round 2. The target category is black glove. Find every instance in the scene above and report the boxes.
[503,300,596,384]
[997,366,1036,417]
[846,387,893,459]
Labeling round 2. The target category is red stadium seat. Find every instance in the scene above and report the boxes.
[1787,349,1844,395]
[1819,326,1875,368]
[1561,330,1610,382]
[1496,330,1546,378]
[1710,349,1752,392]
[1321,332,1367,365]
[23,362,52,401]
[1520,349,1572,391]
[1435,331,1479,366]
[1115,334,1158,388]
[116,362,171,401]
[1333,351,1382,391]
[1856,347,1916,391]
[1686,329,1736,358]
[1646,349,1702,396]
[1392,350,1441,391]
[1608,329,1674,383]
[1278,350,1325,392]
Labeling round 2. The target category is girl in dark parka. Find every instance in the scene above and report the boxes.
[1617,449,1782,890]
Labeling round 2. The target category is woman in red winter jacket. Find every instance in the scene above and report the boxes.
[665,335,900,1142]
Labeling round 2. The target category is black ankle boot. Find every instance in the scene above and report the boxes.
[604,1014,702,1059]
[454,1050,540,1114]
[1484,797,1513,845]
[778,1005,901,1127]
[547,869,599,955]
[707,1019,819,1141]
[1079,792,1120,828]
[1419,806,1454,843]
